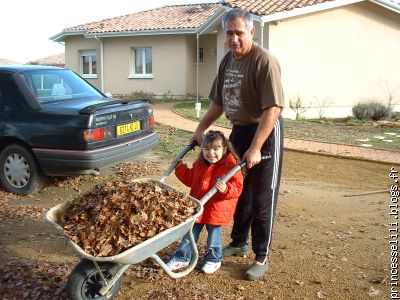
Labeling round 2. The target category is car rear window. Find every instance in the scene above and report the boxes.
[21,69,103,104]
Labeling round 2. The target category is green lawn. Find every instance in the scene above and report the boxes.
[172,100,400,150]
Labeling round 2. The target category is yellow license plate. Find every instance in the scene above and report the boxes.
[117,121,141,136]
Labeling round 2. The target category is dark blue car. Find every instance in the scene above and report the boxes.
[0,65,159,194]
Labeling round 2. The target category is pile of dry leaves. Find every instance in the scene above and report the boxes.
[0,258,74,300]
[56,181,198,257]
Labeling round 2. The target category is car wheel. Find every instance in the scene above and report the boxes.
[0,144,45,195]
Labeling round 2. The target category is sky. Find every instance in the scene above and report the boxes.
[1,0,220,63]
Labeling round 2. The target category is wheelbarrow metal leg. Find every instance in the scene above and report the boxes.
[97,263,130,297]
[151,226,199,279]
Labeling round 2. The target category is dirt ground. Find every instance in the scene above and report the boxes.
[0,149,396,300]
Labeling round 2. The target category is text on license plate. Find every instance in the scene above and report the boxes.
[117,121,141,136]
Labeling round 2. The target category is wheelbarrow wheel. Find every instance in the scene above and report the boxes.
[66,259,123,300]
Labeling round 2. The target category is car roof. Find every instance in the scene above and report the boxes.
[0,65,64,72]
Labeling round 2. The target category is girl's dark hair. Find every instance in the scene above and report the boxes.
[199,130,239,164]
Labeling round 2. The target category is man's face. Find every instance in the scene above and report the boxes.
[225,17,255,59]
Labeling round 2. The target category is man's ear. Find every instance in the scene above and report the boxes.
[250,27,256,37]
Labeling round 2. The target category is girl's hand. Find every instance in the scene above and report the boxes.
[215,181,227,193]
[174,159,183,169]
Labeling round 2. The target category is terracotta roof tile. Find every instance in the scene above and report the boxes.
[28,53,65,66]
[0,58,22,65]
[225,0,336,15]
[65,4,222,34]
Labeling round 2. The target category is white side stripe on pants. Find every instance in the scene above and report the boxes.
[266,118,282,256]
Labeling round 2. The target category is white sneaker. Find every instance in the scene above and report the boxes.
[166,258,190,271]
[201,261,221,274]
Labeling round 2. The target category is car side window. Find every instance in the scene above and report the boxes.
[0,73,28,112]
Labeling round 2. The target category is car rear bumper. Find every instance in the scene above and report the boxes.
[33,132,159,176]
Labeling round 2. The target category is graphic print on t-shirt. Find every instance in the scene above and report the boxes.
[223,68,243,117]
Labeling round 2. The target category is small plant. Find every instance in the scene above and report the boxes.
[161,90,174,101]
[314,96,332,120]
[352,101,392,121]
[289,95,310,120]
[128,90,156,101]
[181,92,197,100]
[368,102,392,120]
[352,103,370,119]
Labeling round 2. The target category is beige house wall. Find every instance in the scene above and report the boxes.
[198,34,218,97]
[65,34,219,98]
[267,2,400,119]
[102,35,190,96]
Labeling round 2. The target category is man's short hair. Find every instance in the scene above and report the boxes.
[222,8,254,31]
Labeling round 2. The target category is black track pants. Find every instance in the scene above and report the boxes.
[229,116,283,263]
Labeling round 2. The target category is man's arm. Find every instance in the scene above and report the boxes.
[243,105,281,169]
[191,101,224,144]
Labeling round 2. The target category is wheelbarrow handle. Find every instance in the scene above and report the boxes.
[160,140,198,182]
[198,161,246,206]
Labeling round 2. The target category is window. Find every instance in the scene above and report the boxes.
[198,47,204,63]
[80,50,97,78]
[0,73,28,111]
[132,47,152,78]
[20,69,102,104]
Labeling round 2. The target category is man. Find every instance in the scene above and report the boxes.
[191,8,284,281]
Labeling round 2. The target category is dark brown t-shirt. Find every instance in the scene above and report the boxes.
[209,43,284,125]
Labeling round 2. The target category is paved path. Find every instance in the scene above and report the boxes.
[153,102,400,165]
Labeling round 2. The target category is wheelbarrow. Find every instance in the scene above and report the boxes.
[45,141,245,300]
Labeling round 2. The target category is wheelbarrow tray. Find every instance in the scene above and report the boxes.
[45,178,203,265]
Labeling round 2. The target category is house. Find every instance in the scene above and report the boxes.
[27,53,65,67]
[0,58,22,65]
[50,0,400,119]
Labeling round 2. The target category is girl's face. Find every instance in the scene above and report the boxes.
[202,140,225,164]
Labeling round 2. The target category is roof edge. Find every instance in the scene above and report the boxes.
[84,28,199,39]
[197,6,229,34]
[261,0,400,22]
[50,30,86,43]
[261,0,364,22]
[369,0,400,13]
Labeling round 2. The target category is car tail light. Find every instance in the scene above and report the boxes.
[141,114,155,129]
[83,127,115,143]
[149,115,155,127]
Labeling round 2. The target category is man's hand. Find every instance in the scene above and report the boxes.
[244,106,281,169]
[242,147,262,169]
[215,181,227,193]
[190,130,204,146]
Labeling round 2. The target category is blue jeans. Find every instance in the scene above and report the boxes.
[173,223,222,263]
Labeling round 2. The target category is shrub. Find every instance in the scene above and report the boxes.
[368,102,392,120]
[352,102,392,121]
[128,90,156,101]
[352,103,370,119]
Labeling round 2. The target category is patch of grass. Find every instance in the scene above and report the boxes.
[154,123,193,158]
[173,100,400,150]
[173,101,231,127]
[284,118,400,150]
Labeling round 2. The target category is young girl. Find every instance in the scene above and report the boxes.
[166,130,244,274]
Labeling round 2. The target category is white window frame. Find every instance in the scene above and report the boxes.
[80,50,97,79]
[130,47,153,79]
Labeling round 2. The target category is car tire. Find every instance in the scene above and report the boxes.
[0,144,46,195]
[66,259,123,300]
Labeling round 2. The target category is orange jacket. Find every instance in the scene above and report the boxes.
[175,153,243,226]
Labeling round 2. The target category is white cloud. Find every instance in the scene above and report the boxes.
[0,0,219,63]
